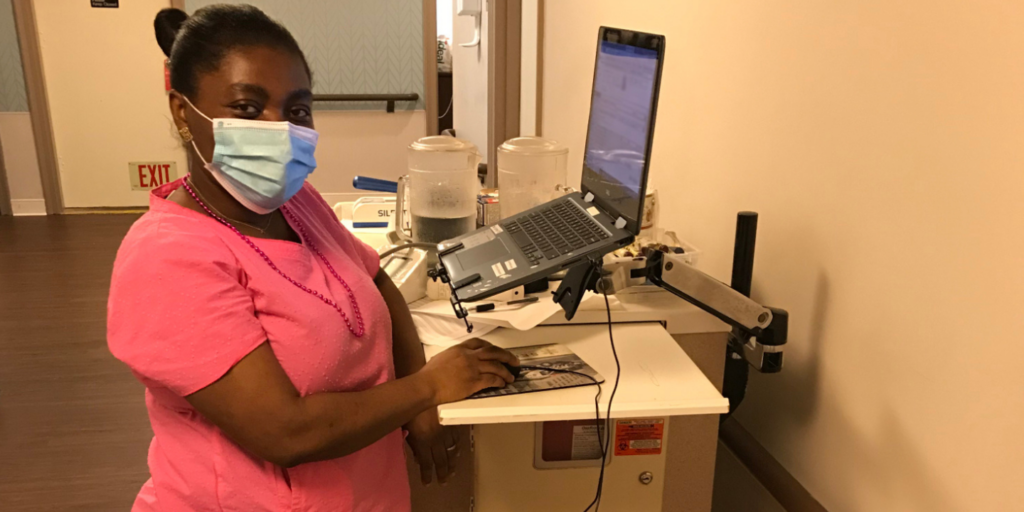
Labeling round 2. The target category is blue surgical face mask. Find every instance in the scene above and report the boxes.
[183,96,318,214]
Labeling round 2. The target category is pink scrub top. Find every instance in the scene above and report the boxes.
[107,179,410,512]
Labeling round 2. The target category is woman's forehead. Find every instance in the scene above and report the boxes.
[196,46,310,100]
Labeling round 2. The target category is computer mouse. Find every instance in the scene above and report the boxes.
[474,363,522,396]
[503,362,522,380]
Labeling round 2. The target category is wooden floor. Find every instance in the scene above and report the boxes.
[0,213,782,512]
[0,214,152,512]
[0,213,473,512]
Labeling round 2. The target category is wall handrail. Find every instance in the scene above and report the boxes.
[312,93,420,113]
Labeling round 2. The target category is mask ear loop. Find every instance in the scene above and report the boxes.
[179,95,213,166]
[188,138,210,167]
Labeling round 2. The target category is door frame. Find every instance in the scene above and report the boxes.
[534,0,544,136]
[0,133,11,216]
[486,0,522,187]
[423,0,439,136]
[12,0,62,214]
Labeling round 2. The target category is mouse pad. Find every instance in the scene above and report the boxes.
[468,344,605,399]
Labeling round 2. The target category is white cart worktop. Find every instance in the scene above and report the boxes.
[424,322,729,426]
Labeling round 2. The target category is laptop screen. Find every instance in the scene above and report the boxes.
[580,29,663,234]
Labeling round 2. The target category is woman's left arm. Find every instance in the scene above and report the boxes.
[375,270,460,485]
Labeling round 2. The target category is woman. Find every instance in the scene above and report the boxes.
[107,5,517,511]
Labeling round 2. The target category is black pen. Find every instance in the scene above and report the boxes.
[473,296,540,313]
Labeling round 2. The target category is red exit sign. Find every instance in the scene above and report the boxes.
[129,162,178,191]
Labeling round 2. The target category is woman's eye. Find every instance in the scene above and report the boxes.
[231,104,261,117]
[291,107,312,119]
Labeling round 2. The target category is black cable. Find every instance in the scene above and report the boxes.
[514,289,619,511]
[516,366,604,432]
[513,365,608,511]
[377,242,437,259]
[586,289,620,512]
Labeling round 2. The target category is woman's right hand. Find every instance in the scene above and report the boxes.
[419,339,519,405]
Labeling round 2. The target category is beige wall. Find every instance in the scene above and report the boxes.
[0,112,44,215]
[32,0,424,209]
[308,110,426,204]
[33,0,186,208]
[540,2,1024,511]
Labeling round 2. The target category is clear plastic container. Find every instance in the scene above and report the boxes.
[497,136,568,219]
[398,136,482,246]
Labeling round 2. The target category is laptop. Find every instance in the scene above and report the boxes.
[436,27,665,303]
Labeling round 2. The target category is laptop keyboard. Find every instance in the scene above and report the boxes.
[502,199,610,266]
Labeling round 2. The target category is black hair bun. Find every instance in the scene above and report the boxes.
[154,8,188,58]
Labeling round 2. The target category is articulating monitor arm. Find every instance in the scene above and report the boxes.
[554,212,788,374]
[595,251,788,373]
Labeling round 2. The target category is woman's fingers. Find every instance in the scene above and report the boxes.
[444,426,460,459]
[412,441,434,485]
[459,338,493,350]
[430,439,451,484]
[474,345,519,365]
[478,360,515,383]
[488,375,507,389]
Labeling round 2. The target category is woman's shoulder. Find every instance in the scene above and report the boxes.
[114,209,238,272]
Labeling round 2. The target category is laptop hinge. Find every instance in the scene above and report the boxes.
[615,217,627,229]
[584,192,595,203]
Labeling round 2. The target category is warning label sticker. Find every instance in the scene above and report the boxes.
[614,419,664,456]
[491,262,505,277]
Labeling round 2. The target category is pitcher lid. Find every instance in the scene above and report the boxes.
[409,135,479,154]
[498,136,568,155]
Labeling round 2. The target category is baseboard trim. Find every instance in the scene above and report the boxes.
[11,199,46,216]
[64,206,147,215]
[719,417,828,512]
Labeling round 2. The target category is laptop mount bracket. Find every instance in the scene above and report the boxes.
[427,263,474,333]
[551,255,607,321]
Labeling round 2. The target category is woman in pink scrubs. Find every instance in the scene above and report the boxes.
[107,5,517,511]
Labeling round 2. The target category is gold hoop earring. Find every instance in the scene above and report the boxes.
[179,126,193,143]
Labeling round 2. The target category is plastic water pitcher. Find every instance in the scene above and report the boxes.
[497,136,569,219]
[396,136,481,246]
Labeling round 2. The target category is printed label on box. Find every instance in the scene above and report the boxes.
[614,419,664,456]
[571,424,604,460]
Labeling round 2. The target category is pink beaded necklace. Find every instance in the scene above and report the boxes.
[181,176,365,337]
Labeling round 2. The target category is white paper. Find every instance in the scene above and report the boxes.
[411,295,559,330]
[579,294,623,311]
[410,292,621,331]
[412,311,497,347]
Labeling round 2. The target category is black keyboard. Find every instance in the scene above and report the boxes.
[502,199,610,266]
